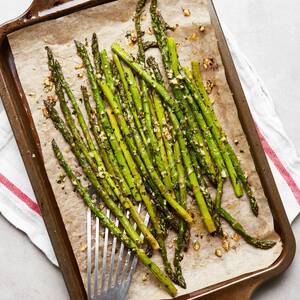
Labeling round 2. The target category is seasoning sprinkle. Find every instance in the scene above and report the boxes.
[182,8,191,17]
[192,240,201,251]
[215,248,222,257]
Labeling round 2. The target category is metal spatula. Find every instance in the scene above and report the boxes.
[86,203,149,300]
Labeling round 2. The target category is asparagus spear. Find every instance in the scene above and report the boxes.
[112,44,215,186]
[91,33,102,76]
[52,53,124,186]
[214,177,224,236]
[173,141,188,288]
[124,67,173,195]
[87,40,163,207]
[219,208,276,249]
[113,57,171,217]
[111,43,181,112]
[49,54,125,202]
[146,57,178,188]
[98,43,170,219]
[79,40,178,222]
[98,34,178,279]
[52,140,177,297]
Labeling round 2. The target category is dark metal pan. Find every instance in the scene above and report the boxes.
[0,1,295,299]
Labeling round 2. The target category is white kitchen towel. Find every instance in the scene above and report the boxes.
[0,28,299,265]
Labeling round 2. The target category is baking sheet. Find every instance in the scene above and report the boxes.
[8,0,282,298]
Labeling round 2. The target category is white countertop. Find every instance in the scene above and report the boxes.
[0,1,299,299]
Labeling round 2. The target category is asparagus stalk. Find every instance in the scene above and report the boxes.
[113,58,171,218]
[214,177,224,236]
[219,208,276,249]
[88,42,179,221]
[91,33,102,76]
[100,80,193,224]
[146,57,178,188]
[151,90,176,181]
[170,108,215,232]
[173,141,188,288]
[147,57,189,281]
[52,140,177,297]
[111,43,181,112]
[166,37,217,183]
[228,149,259,216]
[124,68,173,195]
[52,54,124,185]
[49,57,124,202]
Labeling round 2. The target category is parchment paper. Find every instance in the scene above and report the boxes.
[8,0,282,298]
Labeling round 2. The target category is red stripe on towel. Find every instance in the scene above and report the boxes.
[257,127,300,205]
[0,173,41,215]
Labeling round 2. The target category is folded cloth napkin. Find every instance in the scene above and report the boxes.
[0,29,299,265]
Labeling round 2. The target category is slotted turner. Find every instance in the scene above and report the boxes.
[86,203,150,300]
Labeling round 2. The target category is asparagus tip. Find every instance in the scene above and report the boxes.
[74,40,84,52]
[252,238,276,250]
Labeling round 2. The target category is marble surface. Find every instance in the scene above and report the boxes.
[0,0,299,299]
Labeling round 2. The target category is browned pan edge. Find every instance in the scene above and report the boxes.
[0,1,295,300]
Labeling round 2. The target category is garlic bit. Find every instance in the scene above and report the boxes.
[193,240,201,251]
[199,24,206,32]
[215,248,222,257]
[182,8,191,17]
